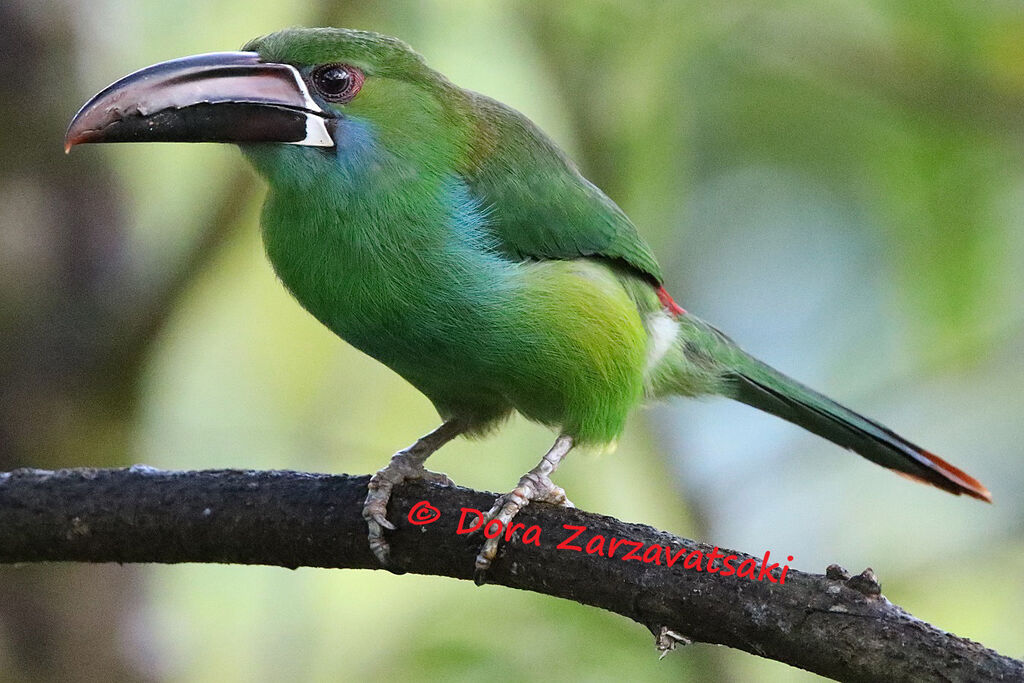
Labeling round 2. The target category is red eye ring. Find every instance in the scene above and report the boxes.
[310,63,364,103]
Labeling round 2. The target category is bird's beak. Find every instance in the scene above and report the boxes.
[65,51,333,153]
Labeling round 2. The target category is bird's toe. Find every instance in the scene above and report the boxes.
[362,452,456,566]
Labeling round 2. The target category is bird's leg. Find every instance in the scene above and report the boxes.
[363,419,465,565]
[475,434,574,581]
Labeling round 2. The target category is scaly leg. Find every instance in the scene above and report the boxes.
[474,434,575,582]
[363,419,465,565]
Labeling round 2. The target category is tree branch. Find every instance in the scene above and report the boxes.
[0,467,1018,681]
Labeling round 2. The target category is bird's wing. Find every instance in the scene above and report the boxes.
[460,92,663,283]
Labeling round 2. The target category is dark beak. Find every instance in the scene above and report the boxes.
[65,51,333,152]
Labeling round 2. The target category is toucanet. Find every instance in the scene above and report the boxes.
[66,28,991,579]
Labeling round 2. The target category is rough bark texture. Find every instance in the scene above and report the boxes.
[0,467,1019,682]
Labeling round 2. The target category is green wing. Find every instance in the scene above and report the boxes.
[460,92,663,283]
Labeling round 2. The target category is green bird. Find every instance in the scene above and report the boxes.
[66,28,991,577]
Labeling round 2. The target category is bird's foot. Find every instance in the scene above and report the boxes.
[363,450,454,566]
[474,435,574,583]
[655,627,691,659]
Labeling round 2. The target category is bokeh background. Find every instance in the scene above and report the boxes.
[2,0,1023,680]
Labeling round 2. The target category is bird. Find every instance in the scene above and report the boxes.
[66,27,991,580]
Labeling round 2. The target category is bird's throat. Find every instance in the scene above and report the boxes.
[252,141,503,368]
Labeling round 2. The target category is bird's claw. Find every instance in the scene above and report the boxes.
[362,452,453,566]
[473,473,573,582]
[655,627,691,659]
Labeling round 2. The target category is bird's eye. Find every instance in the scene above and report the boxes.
[310,63,364,103]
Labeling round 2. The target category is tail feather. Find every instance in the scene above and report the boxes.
[730,369,991,502]
[670,314,992,502]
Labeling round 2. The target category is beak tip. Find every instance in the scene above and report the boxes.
[64,120,87,154]
[64,122,97,153]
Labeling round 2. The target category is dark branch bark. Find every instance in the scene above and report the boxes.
[0,468,1018,682]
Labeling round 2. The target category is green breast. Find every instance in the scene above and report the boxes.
[250,144,650,443]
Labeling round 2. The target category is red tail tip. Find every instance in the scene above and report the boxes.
[918,449,992,503]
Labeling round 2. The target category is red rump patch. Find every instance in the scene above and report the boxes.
[656,286,686,317]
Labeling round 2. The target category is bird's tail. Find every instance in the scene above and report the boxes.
[656,313,991,502]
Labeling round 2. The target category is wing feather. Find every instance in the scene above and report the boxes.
[459,91,663,283]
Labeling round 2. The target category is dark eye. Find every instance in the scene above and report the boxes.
[311,63,364,103]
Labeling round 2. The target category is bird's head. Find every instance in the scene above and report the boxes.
[66,28,468,182]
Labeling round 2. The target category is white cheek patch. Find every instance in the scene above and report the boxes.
[645,312,680,372]
[281,64,334,147]
[293,112,334,147]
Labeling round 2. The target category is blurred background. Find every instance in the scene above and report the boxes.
[2,0,1023,680]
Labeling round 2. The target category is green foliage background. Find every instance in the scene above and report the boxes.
[2,1,1023,680]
